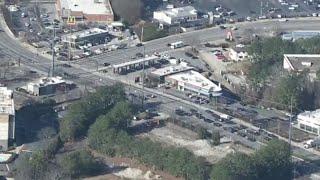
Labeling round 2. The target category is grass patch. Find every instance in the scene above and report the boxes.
[142,24,168,41]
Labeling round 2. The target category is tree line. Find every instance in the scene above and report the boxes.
[211,140,292,180]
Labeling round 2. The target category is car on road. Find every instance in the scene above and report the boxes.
[219,25,227,29]
[136,52,144,58]
[213,122,222,127]
[103,62,110,67]
[175,109,186,116]
[59,64,72,68]
[136,43,143,47]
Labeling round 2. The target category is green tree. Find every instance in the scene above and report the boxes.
[254,140,292,180]
[15,151,49,180]
[210,140,292,180]
[211,152,257,180]
[60,150,103,178]
[59,84,126,141]
[211,131,220,146]
[275,74,303,109]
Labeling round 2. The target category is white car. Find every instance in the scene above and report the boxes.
[231,26,238,30]
[279,18,288,22]
[94,49,102,54]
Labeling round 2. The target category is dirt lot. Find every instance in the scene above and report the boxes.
[142,123,253,164]
[86,154,182,180]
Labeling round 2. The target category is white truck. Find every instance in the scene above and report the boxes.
[304,139,320,149]
[220,114,231,120]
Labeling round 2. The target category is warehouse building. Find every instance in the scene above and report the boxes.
[0,87,15,151]
[153,6,198,25]
[297,109,320,135]
[56,0,114,23]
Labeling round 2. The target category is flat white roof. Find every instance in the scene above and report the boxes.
[168,70,222,92]
[151,64,194,76]
[60,0,112,15]
[63,28,108,40]
[156,6,197,18]
[0,87,14,115]
[29,76,66,87]
[113,55,159,69]
[298,109,320,124]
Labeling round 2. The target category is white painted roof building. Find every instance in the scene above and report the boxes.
[297,109,320,135]
[166,70,222,97]
[153,6,197,25]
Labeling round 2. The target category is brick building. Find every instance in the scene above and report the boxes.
[56,0,114,24]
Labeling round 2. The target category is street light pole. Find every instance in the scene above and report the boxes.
[141,24,145,110]
[51,27,56,77]
[288,96,293,148]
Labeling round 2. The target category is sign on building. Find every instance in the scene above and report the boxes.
[67,16,76,25]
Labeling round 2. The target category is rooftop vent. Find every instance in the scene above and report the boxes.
[301,61,312,67]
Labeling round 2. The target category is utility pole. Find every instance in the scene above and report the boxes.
[260,1,263,17]
[288,96,293,147]
[288,96,295,179]
[141,23,145,110]
[51,26,55,77]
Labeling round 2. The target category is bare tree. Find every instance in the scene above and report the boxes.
[110,0,143,25]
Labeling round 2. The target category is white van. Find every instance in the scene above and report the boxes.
[170,41,184,49]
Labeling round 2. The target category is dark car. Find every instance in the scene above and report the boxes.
[204,118,214,123]
[213,122,222,127]
[136,52,144,58]
[103,62,110,66]
[136,43,143,47]
[61,64,72,68]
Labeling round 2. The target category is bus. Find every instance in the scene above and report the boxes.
[170,41,184,49]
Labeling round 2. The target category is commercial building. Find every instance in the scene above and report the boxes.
[56,0,114,23]
[282,31,320,41]
[229,46,248,61]
[283,54,320,81]
[297,109,320,135]
[151,63,194,82]
[166,70,222,97]
[22,77,68,96]
[112,55,160,74]
[153,6,197,25]
[0,87,15,151]
[61,28,110,48]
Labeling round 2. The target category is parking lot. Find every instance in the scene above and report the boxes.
[194,0,320,22]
